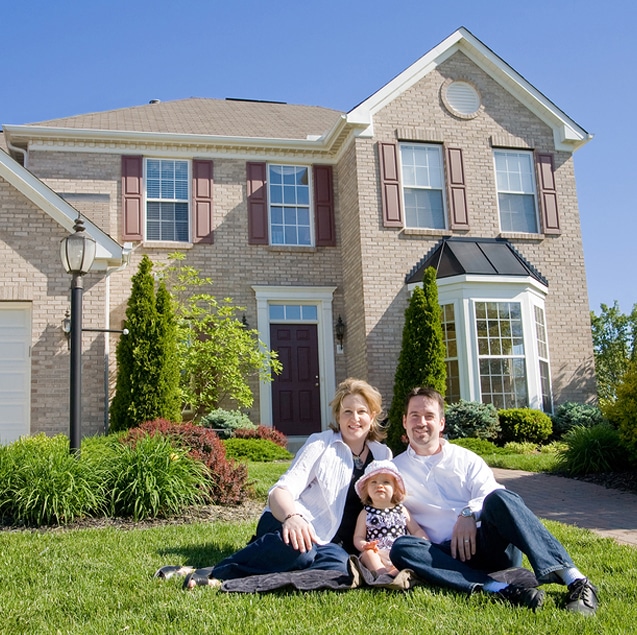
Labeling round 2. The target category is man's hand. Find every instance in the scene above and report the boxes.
[281,514,317,553]
[451,515,477,562]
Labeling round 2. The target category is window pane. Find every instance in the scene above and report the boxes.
[145,159,190,241]
[301,305,318,320]
[269,305,285,320]
[400,143,445,229]
[268,164,312,246]
[494,150,538,233]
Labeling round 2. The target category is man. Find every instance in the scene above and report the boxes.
[390,387,598,615]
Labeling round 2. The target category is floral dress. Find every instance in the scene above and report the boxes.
[364,503,408,550]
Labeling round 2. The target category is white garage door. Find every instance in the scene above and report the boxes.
[0,303,31,444]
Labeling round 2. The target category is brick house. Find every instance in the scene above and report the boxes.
[0,27,595,446]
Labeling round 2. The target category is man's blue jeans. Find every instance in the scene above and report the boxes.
[209,511,350,580]
[390,489,574,593]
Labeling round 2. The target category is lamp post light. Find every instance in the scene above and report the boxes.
[60,217,96,454]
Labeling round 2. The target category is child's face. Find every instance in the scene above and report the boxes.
[366,474,396,507]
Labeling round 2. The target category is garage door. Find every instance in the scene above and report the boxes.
[0,303,31,444]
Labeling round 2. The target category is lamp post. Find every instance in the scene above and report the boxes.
[60,218,96,454]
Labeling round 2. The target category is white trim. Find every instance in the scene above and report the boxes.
[252,286,337,429]
[410,274,550,408]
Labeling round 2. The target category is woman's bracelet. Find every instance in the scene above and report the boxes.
[283,512,305,522]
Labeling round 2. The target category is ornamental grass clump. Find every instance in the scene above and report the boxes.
[123,419,249,505]
[555,424,630,476]
[0,434,104,527]
[104,433,209,521]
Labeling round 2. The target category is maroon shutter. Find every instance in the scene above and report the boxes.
[192,159,214,244]
[247,162,268,244]
[121,155,143,241]
[446,147,469,229]
[537,153,560,234]
[378,142,403,227]
[313,165,335,246]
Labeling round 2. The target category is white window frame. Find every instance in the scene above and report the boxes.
[144,158,190,242]
[267,164,313,246]
[410,274,550,411]
[399,143,447,229]
[252,286,337,431]
[493,150,539,234]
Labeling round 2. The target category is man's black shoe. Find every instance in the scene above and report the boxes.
[489,566,539,589]
[565,578,598,616]
[497,584,545,611]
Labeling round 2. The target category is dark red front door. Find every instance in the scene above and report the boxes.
[270,324,321,436]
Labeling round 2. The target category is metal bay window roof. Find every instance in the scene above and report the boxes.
[406,237,548,286]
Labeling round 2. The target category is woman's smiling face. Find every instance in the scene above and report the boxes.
[338,393,373,447]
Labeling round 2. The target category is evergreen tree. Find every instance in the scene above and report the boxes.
[155,281,182,422]
[110,256,177,431]
[386,267,447,454]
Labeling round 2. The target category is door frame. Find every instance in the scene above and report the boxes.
[252,286,337,432]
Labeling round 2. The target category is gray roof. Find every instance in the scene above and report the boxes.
[406,237,548,286]
[26,97,344,140]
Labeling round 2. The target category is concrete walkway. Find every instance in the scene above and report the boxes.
[492,468,637,547]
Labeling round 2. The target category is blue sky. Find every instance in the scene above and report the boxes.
[1,0,635,313]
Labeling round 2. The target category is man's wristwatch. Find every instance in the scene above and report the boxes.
[459,506,475,519]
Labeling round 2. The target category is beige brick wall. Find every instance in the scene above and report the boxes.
[342,50,595,407]
[0,178,108,437]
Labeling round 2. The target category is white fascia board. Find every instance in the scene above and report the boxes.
[346,27,591,151]
[3,124,336,154]
[0,150,126,270]
[408,273,548,298]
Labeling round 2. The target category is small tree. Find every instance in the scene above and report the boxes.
[110,256,181,432]
[387,267,447,454]
[158,253,281,419]
[604,359,637,462]
[591,301,637,406]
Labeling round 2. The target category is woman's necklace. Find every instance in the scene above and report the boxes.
[352,445,367,470]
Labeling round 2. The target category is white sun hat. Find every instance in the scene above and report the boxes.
[354,459,406,499]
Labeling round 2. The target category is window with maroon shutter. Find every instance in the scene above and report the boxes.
[121,155,143,241]
[313,164,335,246]
[536,153,561,234]
[446,147,469,229]
[247,162,268,244]
[192,159,214,244]
[378,142,403,227]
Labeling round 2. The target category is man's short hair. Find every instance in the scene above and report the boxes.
[403,386,445,417]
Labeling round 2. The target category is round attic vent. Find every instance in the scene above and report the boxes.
[442,81,481,118]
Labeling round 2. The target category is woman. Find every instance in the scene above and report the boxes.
[157,377,391,588]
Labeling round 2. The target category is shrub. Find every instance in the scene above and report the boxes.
[555,424,631,476]
[104,434,209,520]
[444,401,500,440]
[200,409,256,439]
[233,425,288,448]
[502,441,538,455]
[223,438,293,462]
[0,434,104,527]
[604,360,637,462]
[498,408,553,444]
[551,402,607,438]
[122,419,248,504]
[449,437,505,456]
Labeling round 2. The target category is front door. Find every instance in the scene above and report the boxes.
[270,323,321,436]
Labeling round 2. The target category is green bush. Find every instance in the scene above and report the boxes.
[122,419,249,505]
[444,400,500,440]
[449,437,505,456]
[223,438,293,462]
[502,441,539,454]
[555,424,630,476]
[498,408,552,444]
[0,434,104,527]
[200,408,256,439]
[551,402,607,438]
[104,434,209,521]
[604,360,637,462]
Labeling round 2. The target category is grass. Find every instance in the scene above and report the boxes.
[0,458,634,634]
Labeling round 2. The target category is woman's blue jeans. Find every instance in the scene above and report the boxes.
[209,511,350,581]
[390,489,574,593]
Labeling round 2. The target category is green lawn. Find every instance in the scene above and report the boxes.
[0,459,634,634]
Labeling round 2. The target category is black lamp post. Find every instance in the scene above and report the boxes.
[60,217,96,454]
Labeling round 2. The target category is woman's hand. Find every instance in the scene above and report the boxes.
[282,514,317,553]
